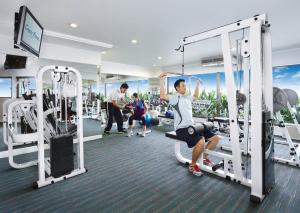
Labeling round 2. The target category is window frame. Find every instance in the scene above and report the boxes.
[0,77,12,98]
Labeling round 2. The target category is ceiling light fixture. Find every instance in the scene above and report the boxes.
[101,51,106,55]
[157,56,162,60]
[131,39,138,44]
[69,23,78,28]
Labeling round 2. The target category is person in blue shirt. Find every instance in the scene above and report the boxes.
[127,93,148,137]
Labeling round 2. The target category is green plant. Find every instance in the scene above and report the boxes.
[280,108,293,123]
[192,90,229,118]
[138,92,149,101]
[277,98,300,123]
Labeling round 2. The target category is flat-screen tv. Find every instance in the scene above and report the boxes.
[14,6,43,57]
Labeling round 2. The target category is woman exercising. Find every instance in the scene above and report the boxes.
[160,73,220,176]
[127,93,148,137]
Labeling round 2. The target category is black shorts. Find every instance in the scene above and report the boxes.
[175,127,216,148]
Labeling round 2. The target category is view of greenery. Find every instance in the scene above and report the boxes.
[89,64,300,123]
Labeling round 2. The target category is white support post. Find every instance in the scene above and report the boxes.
[76,70,85,170]
[249,20,264,201]
[262,27,273,113]
[243,57,251,153]
[36,66,47,183]
[221,32,244,181]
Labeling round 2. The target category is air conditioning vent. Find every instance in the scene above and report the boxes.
[106,74,114,79]
[201,55,237,67]
[201,56,224,67]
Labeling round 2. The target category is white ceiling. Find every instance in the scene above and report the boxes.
[1,0,300,68]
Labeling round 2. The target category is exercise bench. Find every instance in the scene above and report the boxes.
[165,130,250,186]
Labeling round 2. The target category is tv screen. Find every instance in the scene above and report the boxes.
[4,55,27,69]
[15,6,43,57]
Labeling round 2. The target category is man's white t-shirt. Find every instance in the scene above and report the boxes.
[107,89,125,103]
[169,94,194,130]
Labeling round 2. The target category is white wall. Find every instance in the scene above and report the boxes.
[40,42,102,66]
[101,61,158,78]
[162,47,300,75]
[273,47,300,67]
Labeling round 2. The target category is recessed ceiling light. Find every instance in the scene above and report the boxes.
[101,51,106,55]
[157,56,162,60]
[131,39,138,44]
[97,65,100,68]
[69,23,78,28]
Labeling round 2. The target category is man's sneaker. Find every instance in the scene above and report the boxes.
[189,164,203,176]
[118,129,127,134]
[104,131,110,135]
[141,130,146,137]
[203,158,214,167]
[127,130,133,137]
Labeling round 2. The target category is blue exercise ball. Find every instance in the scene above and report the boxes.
[140,113,153,127]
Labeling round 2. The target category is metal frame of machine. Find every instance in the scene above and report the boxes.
[35,66,86,188]
[168,14,274,202]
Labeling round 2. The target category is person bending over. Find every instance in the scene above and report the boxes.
[160,73,220,176]
[127,93,148,137]
[104,83,129,135]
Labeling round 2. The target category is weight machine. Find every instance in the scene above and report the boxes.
[0,66,88,188]
[166,14,274,202]
[34,66,86,188]
[273,87,300,167]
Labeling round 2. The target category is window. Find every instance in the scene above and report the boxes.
[91,82,105,101]
[273,64,300,95]
[106,83,120,97]
[138,80,149,94]
[0,77,12,98]
[17,77,36,98]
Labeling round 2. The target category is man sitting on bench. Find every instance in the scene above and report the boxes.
[160,73,220,176]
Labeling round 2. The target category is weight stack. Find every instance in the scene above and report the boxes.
[21,116,34,133]
[262,110,275,195]
[50,134,74,178]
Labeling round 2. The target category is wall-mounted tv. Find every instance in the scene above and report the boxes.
[14,6,43,57]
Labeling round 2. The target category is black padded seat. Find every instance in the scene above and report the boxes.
[165,131,180,140]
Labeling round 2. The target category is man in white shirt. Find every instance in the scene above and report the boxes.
[160,73,220,176]
[104,83,129,135]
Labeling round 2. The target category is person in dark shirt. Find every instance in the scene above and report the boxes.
[127,93,148,137]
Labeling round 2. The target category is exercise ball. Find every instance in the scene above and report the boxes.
[145,113,153,126]
[165,110,174,118]
[273,87,288,113]
[165,111,170,118]
[168,110,174,119]
[283,89,298,107]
